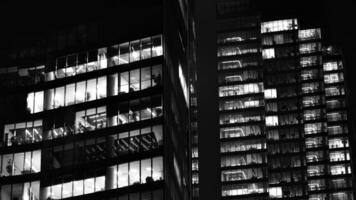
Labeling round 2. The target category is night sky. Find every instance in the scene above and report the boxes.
[0,0,356,198]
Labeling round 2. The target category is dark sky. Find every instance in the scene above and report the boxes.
[0,0,355,112]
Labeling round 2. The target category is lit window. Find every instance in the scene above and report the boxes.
[27,92,44,113]
[261,19,298,33]
[299,43,320,54]
[266,116,278,126]
[298,29,321,41]
[264,89,277,99]
[300,56,319,67]
[269,187,282,198]
[152,35,163,57]
[323,61,341,71]
[262,48,275,59]
[324,73,343,84]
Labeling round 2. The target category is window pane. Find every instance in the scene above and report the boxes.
[129,161,140,185]
[119,72,129,94]
[45,89,55,110]
[152,65,162,86]
[52,184,62,199]
[34,91,44,113]
[98,48,107,69]
[95,176,105,192]
[24,151,32,173]
[62,182,73,198]
[27,92,34,113]
[118,163,128,188]
[141,159,152,183]
[73,180,83,196]
[65,84,76,106]
[13,153,24,175]
[119,42,129,64]
[54,87,65,108]
[141,67,151,90]
[130,40,141,62]
[130,69,140,92]
[152,35,163,57]
[141,37,152,59]
[97,76,107,99]
[108,74,118,96]
[84,178,95,194]
[32,150,41,173]
[86,79,97,101]
[153,156,163,181]
[76,81,86,103]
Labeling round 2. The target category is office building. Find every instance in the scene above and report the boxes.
[195,1,355,199]
[0,1,195,200]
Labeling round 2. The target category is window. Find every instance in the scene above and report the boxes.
[266,116,278,126]
[54,87,65,108]
[324,73,344,84]
[152,35,163,57]
[141,67,151,90]
[330,164,350,175]
[329,138,349,149]
[75,106,106,133]
[27,91,44,113]
[328,125,347,135]
[220,125,261,139]
[130,40,141,62]
[119,42,130,64]
[269,187,282,198]
[222,183,265,196]
[129,161,140,185]
[262,48,275,59]
[0,181,40,200]
[119,72,129,93]
[43,176,105,199]
[219,83,263,97]
[221,168,264,182]
[86,79,97,101]
[219,98,263,111]
[130,69,140,91]
[1,150,41,176]
[261,19,298,33]
[65,84,75,106]
[153,156,163,181]
[300,56,320,67]
[3,120,43,146]
[262,33,294,45]
[118,163,129,187]
[304,123,325,135]
[221,140,265,153]
[76,81,86,103]
[220,111,262,125]
[323,61,342,71]
[141,37,152,59]
[299,43,321,54]
[98,48,107,69]
[97,76,107,98]
[218,30,259,44]
[28,76,108,113]
[298,29,321,41]
[325,86,345,96]
[264,89,277,99]
[221,153,264,167]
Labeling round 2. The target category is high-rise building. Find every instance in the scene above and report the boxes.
[0,1,195,200]
[195,1,355,200]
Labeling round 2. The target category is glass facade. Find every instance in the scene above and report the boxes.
[0,24,190,200]
[209,16,355,200]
